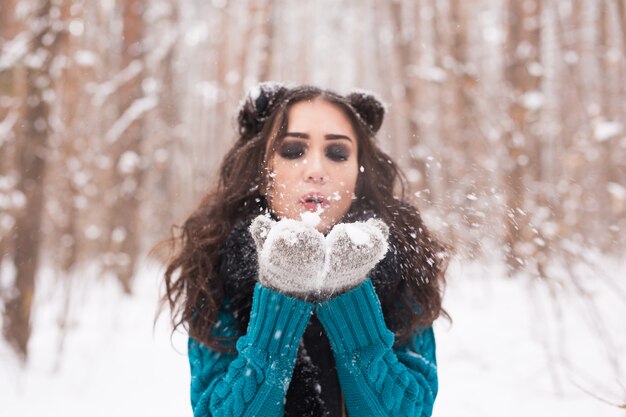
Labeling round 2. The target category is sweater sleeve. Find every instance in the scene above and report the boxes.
[188,283,314,417]
[315,278,438,417]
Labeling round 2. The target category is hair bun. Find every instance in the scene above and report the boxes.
[346,90,386,133]
[237,81,287,137]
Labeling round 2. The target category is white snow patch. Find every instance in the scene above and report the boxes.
[184,22,209,46]
[347,88,390,112]
[105,96,158,143]
[68,20,84,37]
[412,65,447,82]
[521,90,544,110]
[434,258,626,417]
[0,260,189,417]
[0,110,19,144]
[84,224,101,240]
[0,32,30,71]
[594,121,622,142]
[607,182,626,200]
[73,50,98,67]
[343,223,372,247]
[263,218,313,248]
[245,81,286,109]
[300,210,322,228]
[117,150,141,175]
[90,60,143,107]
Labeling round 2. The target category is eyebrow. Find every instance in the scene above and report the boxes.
[285,132,353,142]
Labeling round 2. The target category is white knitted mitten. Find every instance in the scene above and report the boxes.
[322,218,389,296]
[249,215,326,297]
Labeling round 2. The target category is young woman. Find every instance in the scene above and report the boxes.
[161,83,450,416]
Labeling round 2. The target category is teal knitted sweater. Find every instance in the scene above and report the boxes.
[188,278,438,416]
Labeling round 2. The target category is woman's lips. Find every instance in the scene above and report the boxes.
[299,192,330,212]
[301,201,327,212]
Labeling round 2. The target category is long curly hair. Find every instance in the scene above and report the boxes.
[155,84,451,351]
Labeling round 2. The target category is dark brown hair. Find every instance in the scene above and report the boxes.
[155,84,450,351]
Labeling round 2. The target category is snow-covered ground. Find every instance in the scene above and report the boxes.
[435,259,625,416]
[2,256,625,416]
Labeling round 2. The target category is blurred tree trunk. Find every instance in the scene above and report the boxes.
[3,0,60,359]
[577,2,605,245]
[0,0,22,264]
[257,0,275,82]
[534,0,563,277]
[429,0,452,239]
[234,2,254,94]
[614,0,626,243]
[105,0,148,293]
[389,0,428,196]
[0,0,20,123]
[617,0,626,117]
[214,3,231,175]
[436,0,483,254]
[52,0,81,360]
[503,0,542,273]
[554,0,587,245]
[296,1,312,84]
[597,0,622,252]
[54,0,80,273]
[372,0,402,159]
[153,1,180,238]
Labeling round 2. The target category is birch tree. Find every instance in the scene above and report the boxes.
[105,0,150,293]
[3,0,61,359]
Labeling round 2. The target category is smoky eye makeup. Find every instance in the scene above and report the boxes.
[326,144,350,161]
[277,141,306,160]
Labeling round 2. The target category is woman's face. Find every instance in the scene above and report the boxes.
[265,98,359,233]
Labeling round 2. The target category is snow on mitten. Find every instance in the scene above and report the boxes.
[322,218,389,296]
[249,215,326,297]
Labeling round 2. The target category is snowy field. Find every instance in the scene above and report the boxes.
[2,256,625,417]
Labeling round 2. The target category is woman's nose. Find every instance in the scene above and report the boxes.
[306,173,327,183]
[304,154,328,184]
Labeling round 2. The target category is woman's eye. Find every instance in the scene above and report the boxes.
[278,143,306,160]
[326,145,350,161]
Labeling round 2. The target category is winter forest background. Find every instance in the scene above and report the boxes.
[1,0,625,416]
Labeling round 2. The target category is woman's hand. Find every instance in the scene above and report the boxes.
[249,215,326,297]
[322,218,389,296]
